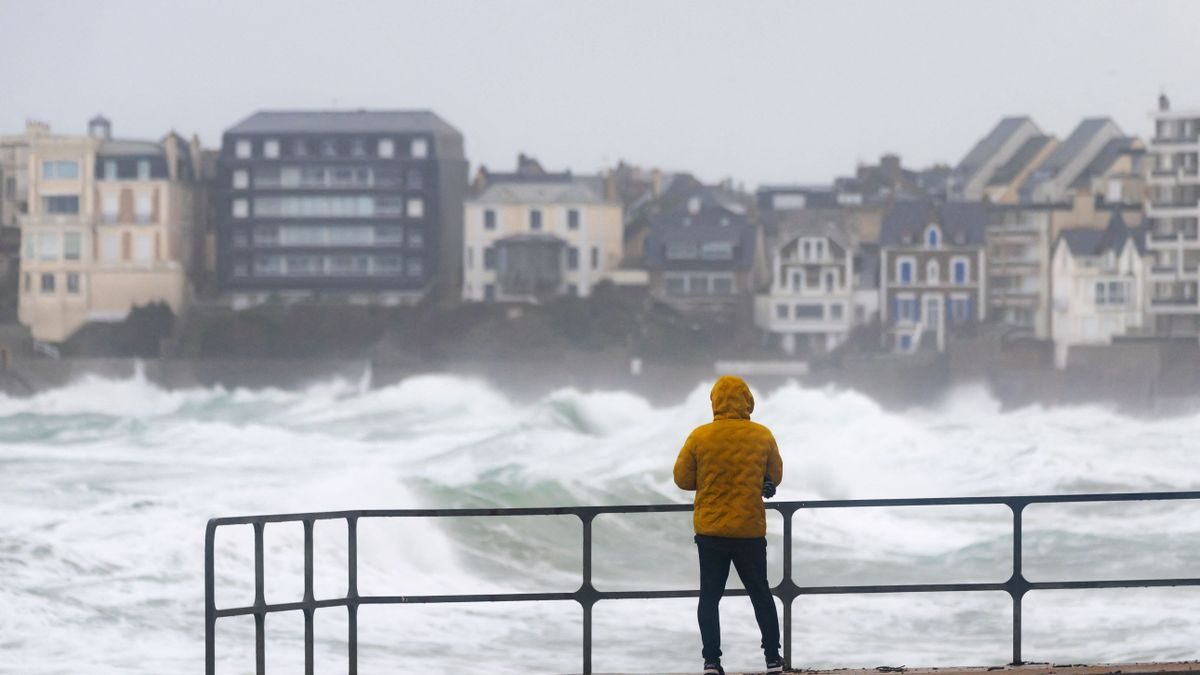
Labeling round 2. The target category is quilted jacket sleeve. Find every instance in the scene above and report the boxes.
[673,433,698,491]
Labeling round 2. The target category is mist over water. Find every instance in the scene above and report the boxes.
[2,373,1199,674]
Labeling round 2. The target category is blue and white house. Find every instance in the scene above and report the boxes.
[879,201,988,353]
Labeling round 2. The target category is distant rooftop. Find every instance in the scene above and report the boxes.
[957,116,1037,174]
[226,110,461,137]
[471,180,612,205]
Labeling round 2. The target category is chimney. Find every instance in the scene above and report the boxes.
[880,153,901,177]
[25,120,50,136]
[605,171,617,201]
[1159,93,1171,112]
[650,169,663,197]
[88,115,112,140]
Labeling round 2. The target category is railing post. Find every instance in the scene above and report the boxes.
[303,519,315,675]
[347,516,359,675]
[254,521,266,675]
[205,520,217,675]
[577,511,598,675]
[781,505,794,670]
[1008,501,1028,666]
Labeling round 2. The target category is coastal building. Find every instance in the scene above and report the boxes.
[641,187,762,312]
[215,110,467,306]
[986,205,1053,339]
[982,133,1058,204]
[462,175,623,302]
[1144,95,1200,336]
[17,116,200,343]
[879,201,987,353]
[754,217,858,354]
[1050,212,1149,368]
[950,117,1044,202]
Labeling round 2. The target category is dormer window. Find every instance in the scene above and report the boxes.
[925,225,941,248]
[687,197,701,214]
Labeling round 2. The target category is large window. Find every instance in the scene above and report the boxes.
[43,195,80,214]
[701,242,734,260]
[254,195,377,218]
[40,273,55,293]
[378,139,395,158]
[38,232,58,260]
[134,235,153,261]
[101,194,119,223]
[1095,280,1130,306]
[101,234,120,261]
[135,194,153,224]
[235,139,252,158]
[258,166,374,189]
[411,138,429,158]
[406,198,424,218]
[794,304,824,319]
[529,209,542,230]
[567,247,579,270]
[64,232,82,261]
[233,199,249,219]
[484,209,497,230]
[42,161,80,180]
[264,139,280,159]
[567,209,580,230]
[103,160,118,180]
[232,170,249,189]
[137,160,150,180]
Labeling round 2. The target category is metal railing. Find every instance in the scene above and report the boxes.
[205,490,1200,675]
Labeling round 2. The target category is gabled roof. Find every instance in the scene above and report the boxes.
[642,203,757,271]
[1070,137,1140,188]
[988,136,1054,186]
[957,116,1037,174]
[471,180,612,205]
[1058,210,1146,257]
[227,110,460,136]
[880,200,988,247]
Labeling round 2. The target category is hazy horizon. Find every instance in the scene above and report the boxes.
[1,0,1198,187]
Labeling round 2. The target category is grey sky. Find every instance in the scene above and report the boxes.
[1,0,1197,187]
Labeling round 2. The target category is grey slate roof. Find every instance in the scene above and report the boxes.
[98,139,165,156]
[642,204,757,271]
[957,117,1036,174]
[1034,118,1116,177]
[880,200,988,247]
[470,180,613,205]
[988,136,1053,186]
[228,110,459,135]
[1070,137,1139,189]
[1059,210,1146,257]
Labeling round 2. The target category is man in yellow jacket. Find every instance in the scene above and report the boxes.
[674,375,784,675]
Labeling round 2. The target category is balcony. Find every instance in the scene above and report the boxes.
[1148,167,1200,185]
[1146,202,1200,219]
[1149,138,1200,154]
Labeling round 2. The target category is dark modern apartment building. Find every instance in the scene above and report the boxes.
[216,110,467,305]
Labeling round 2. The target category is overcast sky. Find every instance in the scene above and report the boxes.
[2,0,1197,187]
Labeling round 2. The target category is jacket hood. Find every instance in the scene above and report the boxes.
[711,375,753,420]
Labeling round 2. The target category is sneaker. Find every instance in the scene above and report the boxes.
[703,660,725,675]
[765,654,785,673]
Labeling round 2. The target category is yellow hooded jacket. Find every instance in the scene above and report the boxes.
[673,376,784,539]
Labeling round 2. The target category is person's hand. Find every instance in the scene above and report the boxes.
[761,478,776,499]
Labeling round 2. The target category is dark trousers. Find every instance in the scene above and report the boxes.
[695,534,781,662]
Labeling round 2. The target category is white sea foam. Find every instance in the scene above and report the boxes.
[1,374,1199,674]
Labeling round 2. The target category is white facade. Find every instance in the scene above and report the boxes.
[754,227,856,354]
[1145,102,1200,335]
[463,182,623,302]
[987,208,1052,339]
[1050,234,1147,368]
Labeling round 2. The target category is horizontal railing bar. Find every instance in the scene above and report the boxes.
[211,575,1200,618]
[205,490,1200,527]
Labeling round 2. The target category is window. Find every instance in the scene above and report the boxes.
[666,243,699,260]
[23,237,33,260]
[40,273,55,293]
[898,258,914,285]
[591,246,599,269]
[926,225,940,248]
[411,138,428,158]
[134,235,152,261]
[235,139,252,158]
[38,232,58,260]
[803,241,811,259]
[103,160,117,180]
[664,275,686,296]
[776,304,789,319]
[64,232,81,261]
[264,139,280,159]
[926,260,940,283]
[484,284,495,301]
[292,139,308,157]
[100,194,119,223]
[135,194,152,224]
[712,276,734,295]
[949,297,972,322]
[791,271,802,290]
[66,273,80,294]
[137,160,150,180]
[952,259,968,284]
[484,247,496,270]
[101,234,120,261]
[567,247,579,270]
[830,303,844,319]
[794,304,824,319]
[899,334,912,351]
[232,199,248,219]
[407,229,424,249]
[815,241,825,259]
[529,209,542,230]
[824,271,835,292]
[407,258,423,277]
[320,140,338,157]
[688,275,709,295]
[233,170,249,189]
[701,242,734,260]
[406,169,424,189]
[406,198,424,218]
[43,195,80,214]
[895,296,919,322]
[349,139,366,157]
[568,209,580,230]
[378,139,395,158]
[42,160,80,179]
[484,209,496,230]
[253,196,377,217]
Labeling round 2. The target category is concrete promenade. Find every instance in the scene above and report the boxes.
[593,663,1200,675]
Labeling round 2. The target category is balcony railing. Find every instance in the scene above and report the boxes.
[207,491,1200,675]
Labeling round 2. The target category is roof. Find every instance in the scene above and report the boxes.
[97,139,165,156]
[988,136,1053,186]
[1058,210,1146,257]
[227,110,461,136]
[957,117,1037,174]
[1035,118,1117,177]
[1070,137,1139,188]
[470,180,613,206]
[765,210,854,252]
[642,204,758,271]
[880,200,988,247]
